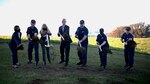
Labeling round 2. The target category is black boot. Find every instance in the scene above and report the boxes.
[64,63,68,67]
[59,60,64,64]
[126,65,133,71]
[43,62,46,65]
[103,65,106,69]
[28,61,32,64]
[76,62,83,65]
[36,61,38,66]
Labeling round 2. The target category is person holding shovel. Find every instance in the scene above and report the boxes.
[75,20,89,67]
[121,27,135,71]
[96,28,110,69]
[26,20,39,65]
[8,25,24,68]
[40,24,52,65]
[58,18,72,66]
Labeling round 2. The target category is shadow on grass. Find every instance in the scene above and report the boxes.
[0,38,149,56]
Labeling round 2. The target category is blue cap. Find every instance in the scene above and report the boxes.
[80,20,85,24]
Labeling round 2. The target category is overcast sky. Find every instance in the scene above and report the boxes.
[0,0,150,36]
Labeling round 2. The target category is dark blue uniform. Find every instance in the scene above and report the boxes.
[40,32,51,64]
[121,33,134,67]
[96,33,109,67]
[8,32,22,65]
[75,27,88,65]
[58,25,71,66]
[26,26,39,64]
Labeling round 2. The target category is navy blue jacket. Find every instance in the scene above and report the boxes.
[121,33,134,42]
[26,26,38,42]
[26,26,38,38]
[58,25,70,35]
[58,25,70,41]
[96,34,109,48]
[9,32,22,46]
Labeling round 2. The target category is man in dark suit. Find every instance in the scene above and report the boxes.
[58,18,72,66]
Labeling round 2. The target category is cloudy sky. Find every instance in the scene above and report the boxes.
[0,0,150,36]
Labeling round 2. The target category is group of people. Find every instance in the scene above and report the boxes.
[8,18,135,71]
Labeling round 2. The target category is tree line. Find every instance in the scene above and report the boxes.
[108,22,150,38]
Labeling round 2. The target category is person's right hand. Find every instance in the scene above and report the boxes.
[30,38,32,41]
[75,34,78,38]
[99,45,102,52]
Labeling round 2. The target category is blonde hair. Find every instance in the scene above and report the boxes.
[40,24,51,36]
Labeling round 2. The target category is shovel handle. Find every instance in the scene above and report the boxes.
[59,32,65,40]
[78,42,82,47]
[99,45,102,52]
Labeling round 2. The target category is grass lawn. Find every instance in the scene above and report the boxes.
[0,37,150,84]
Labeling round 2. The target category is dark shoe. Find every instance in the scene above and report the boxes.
[82,64,87,67]
[103,65,106,69]
[126,66,133,71]
[76,62,83,65]
[28,61,32,64]
[43,62,46,65]
[59,61,64,64]
[48,60,51,64]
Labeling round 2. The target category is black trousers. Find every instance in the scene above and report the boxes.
[40,40,50,64]
[124,45,135,66]
[28,42,39,63]
[99,49,107,66]
[60,42,70,65]
[8,43,18,65]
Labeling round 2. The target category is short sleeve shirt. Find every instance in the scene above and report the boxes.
[75,27,88,44]
[26,26,38,38]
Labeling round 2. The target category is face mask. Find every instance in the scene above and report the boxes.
[43,28,47,31]
[99,29,104,35]
[15,29,20,32]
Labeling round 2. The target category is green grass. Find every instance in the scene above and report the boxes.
[51,37,150,54]
[0,37,150,84]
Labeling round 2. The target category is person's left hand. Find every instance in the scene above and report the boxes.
[79,40,83,44]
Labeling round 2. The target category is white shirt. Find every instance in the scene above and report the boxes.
[18,32,20,39]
